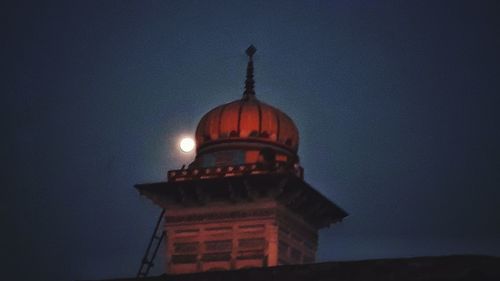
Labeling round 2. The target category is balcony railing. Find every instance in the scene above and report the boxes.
[167,162,303,182]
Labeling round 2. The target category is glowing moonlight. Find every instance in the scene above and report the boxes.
[179,137,195,153]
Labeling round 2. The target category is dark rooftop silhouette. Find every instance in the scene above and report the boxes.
[92,255,500,281]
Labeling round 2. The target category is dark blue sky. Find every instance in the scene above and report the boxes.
[3,1,500,280]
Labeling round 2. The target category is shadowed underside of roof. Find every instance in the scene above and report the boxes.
[135,173,347,228]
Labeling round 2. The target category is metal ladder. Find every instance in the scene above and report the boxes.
[136,209,166,278]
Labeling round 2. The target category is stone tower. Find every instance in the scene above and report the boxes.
[136,46,347,274]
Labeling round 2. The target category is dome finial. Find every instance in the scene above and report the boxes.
[243,45,257,98]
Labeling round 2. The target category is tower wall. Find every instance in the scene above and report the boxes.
[163,200,318,274]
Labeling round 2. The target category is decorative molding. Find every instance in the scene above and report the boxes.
[166,208,275,224]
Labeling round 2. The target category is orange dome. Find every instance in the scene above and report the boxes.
[195,95,299,154]
[196,46,299,156]
[191,46,300,169]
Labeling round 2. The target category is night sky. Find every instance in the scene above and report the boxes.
[3,1,500,281]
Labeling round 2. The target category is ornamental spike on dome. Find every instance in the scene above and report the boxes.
[243,45,257,99]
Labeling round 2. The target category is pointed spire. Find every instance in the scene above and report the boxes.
[243,45,257,99]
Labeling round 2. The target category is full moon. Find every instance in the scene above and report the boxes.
[179,137,195,153]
